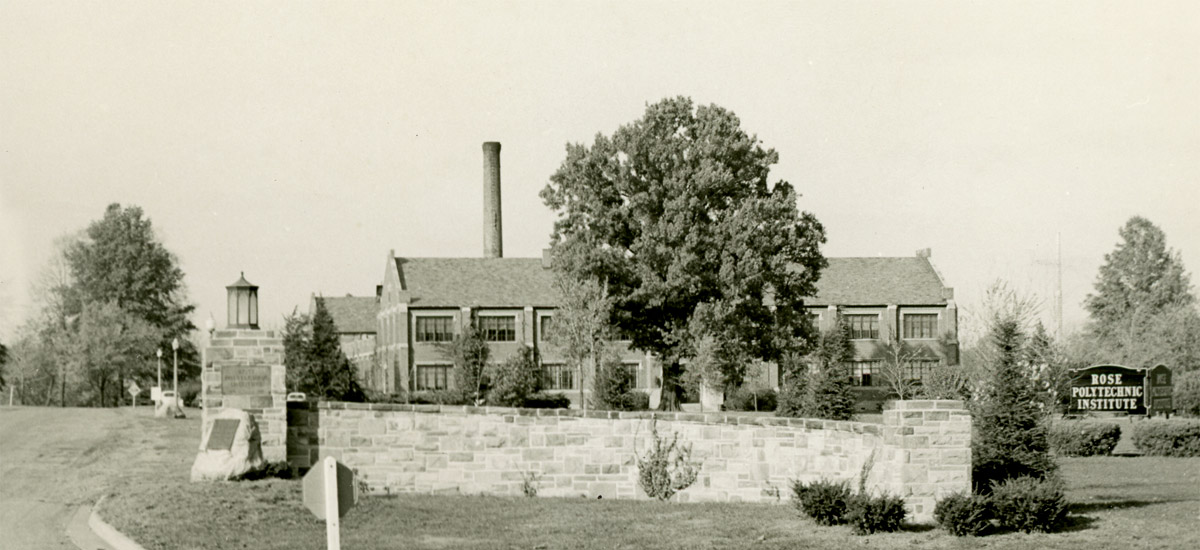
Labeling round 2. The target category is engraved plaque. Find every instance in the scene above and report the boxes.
[222,365,272,396]
[206,418,240,451]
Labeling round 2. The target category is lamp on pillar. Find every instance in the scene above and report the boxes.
[226,272,259,329]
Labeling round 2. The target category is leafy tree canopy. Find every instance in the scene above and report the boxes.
[541,97,826,407]
[1085,216,1194,336]
[283,299,365,402]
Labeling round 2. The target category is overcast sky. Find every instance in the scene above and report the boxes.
[2,0,1197,343]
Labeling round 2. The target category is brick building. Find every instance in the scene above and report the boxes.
[313,142,958,409]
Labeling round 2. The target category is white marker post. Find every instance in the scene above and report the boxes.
[323,456,341,550]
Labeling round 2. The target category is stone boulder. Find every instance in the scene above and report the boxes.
[190,408,266,482]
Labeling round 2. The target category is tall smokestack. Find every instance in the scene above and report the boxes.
[483,141,503,258]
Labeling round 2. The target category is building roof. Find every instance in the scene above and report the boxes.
[389,255,949,309]
[396,257,559,308]
[313,296,379,333]
[807,257,950,306]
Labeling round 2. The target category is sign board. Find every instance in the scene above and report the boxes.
[222,365,272,396]
[128,382,141,397]
[303,457,357,520]
[151,386,162,402]
[205,418,241,451]
[1146,364,1173,416]
[1068,364,1146,414]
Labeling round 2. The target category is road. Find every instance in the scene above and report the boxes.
[0,406,181,550]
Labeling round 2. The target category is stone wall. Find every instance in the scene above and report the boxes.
[300,399,971,523]
[203,329,287,462]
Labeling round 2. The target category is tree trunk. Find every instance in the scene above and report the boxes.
[657,358,682,411]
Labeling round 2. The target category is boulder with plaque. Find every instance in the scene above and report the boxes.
[190,408,266,482]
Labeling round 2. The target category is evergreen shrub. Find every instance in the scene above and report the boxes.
[1131,419,1200,457]
[845,493,906,534]
[725,387,777,412]
[408,390,467,405]
[934,492,992,537]
[990,476,1068,533]
[789,478,851,526]
[523,393,573,409]
[1048,422,1121,456]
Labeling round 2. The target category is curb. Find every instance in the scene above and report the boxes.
[83,497,148,550]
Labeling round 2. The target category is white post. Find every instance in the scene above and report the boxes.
[323,456,341,550]
[8,386,13,407]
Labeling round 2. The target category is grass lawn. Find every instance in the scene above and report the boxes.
[100,410,1200,550]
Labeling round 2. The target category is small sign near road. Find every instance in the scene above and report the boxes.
[303,456,357,550]
[1147,364,1173,417]
[127,382,141,397]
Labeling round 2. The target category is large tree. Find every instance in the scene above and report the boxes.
[541,97,826,409]
[545,273,615,410]
[284,299,365,402]
[1085,216,1194,337]
[63,204,198,376]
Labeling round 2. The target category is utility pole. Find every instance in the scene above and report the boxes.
[1056,232,1064,337]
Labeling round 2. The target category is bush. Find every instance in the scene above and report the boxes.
[934,492,992,536]
[617,390,650,411]
[233,461,298,481]
[178,379,201,407]
[1175,370,1200,417]
[1131,419,1200,457]
[845,493,906,534]
[408,390,467,405]
[990,476,1068,533]
[488,346,541,407]
[789,478,851,526]
[636,420,700,501]
[1049,422,1121,457]
[725,387,777,412]
[523,392,573,409]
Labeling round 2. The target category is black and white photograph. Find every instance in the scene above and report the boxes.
[1,1,1197,549]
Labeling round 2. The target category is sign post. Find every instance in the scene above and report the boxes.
[128,382,141,408]
[303,456,357,550]
[1146,364,1173,418]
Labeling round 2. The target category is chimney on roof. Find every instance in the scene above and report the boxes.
[916,248,931,258]
[483,141,503,258]
[376,284,383,298]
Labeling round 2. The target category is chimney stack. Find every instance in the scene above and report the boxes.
[483,141,503,258]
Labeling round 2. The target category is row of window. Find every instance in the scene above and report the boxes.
[848,360,940,387]
[814,313,939,340]
[413,363,640,391]
[408,312,938,344]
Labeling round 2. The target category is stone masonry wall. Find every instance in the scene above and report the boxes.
[302,400,970,523]
[203,329,287,462]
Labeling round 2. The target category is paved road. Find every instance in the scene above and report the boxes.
[0,407,134,550]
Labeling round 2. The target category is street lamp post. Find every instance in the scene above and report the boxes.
[156,348,163,399]
[172,337,180,397]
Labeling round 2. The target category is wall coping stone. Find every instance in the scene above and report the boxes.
[316,401,888,431]
[884,399,965,411]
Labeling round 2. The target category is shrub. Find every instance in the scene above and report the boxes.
[592,357,639,410]
[1175,370,1200,417]
[636,420,700,501]
[971,319,1056,493]
[845,493,906,534]
[408,390,467,405]
[1049,422,1121,457]
[523,392,573,409]
[990,476,1068,533]
[178,379,202,408]
[934,492,992,537]
[488,346,541,407]
[617,390,650,411]
[789,478,851,526]
[233,461,297,481]
[725,386,777,412]
[1131,419,1200,457]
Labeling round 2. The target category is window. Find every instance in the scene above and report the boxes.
[903,360,939,382]
[542,363,575,390]
[415,364,451,390]
[539,316,554,341]
[903,314,938,339]
[415,316,454,343]
[851,361,878,386]
[622,362,642,389]
[846,314,879,340]
[479,316,516,342]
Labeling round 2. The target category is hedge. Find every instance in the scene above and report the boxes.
[1131,419,1200,457]
[1048,421,1121,456]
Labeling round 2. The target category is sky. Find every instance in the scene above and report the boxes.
[2,0,1197,344]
